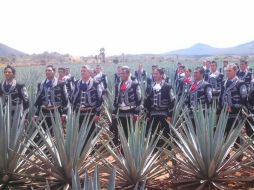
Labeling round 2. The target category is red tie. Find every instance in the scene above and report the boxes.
[183,77,191,84]
[190,82,197,91]
[120,83,127,91]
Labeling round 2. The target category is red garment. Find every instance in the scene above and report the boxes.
[190,82,197,91]
[183,77,191,84]
[120,83,127,91]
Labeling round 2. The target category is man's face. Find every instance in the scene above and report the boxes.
[223,61,228,67]
[210,63,217,72]
[65,69,70,76]
[81,67,91,80]
[45,67,55,80]
[138,64,143,70]
[120,69,129,81]
[95,66,101,74]
[226,67,236,80]
[152,66,157,72]
[153,70,162,82]
[193,69,202,81]
[206,61,211,69]
[91,70,96,77]
[117,68,122,76]
[4,68,14,81]
[178,67,184,73]
[58,69,65,78]
[239,62,247,71]
[185,69,190,77]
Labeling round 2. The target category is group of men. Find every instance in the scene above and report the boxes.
[174,59,253,136]
[0,59,253,147]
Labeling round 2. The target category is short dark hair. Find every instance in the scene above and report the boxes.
[46,65,56,72]
[240,59,248,64]
[58,67,65,72]
[154,68,165,76]
[195,66,205,75]
[179,65,185,69]
[121,66,131,74]
[211,61,217,66]
[4,65,16,75]
[227,63,238,71]
[185,68,192,72]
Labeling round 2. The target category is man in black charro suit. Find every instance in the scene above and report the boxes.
[111,66,142,145]
[33,65,69,129]
[0,65,29,118]
[71,65,103,138]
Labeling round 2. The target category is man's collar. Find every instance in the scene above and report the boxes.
[82,77,92,83]
[240,68,248,73]
[228,76,237,82]
[195,79,203,84]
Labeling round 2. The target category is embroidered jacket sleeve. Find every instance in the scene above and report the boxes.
[134,83,142,115]
[20,85,29,111]
[144,88,152,114]
[239,81,248,106]
[61,84,69,115]
[168,86,176,117]
[102,74,108,89]
[205,84,213,106]
[70,80,78,106]
[113,84,119,114]
[247,80,254,112]
[34,83,43,116]
[218,80,226,112]
[95,83,103,116]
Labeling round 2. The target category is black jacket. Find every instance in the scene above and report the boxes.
[113,80,142,115]
[219,77,247,116]
[71,79,103,116]
[34,78,68,116]
[187,80,213,109]
[0,80,29,111]
[144,82,175,117]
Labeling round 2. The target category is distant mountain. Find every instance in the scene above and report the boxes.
[166,41,254,56]
[0,43,27,57]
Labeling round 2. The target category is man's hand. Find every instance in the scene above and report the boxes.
[241,127,246,135]
[166,116,172,124]
[95,115,100,123]
[133,114,139,122]
[227,107,232,113]
[32,115,39,123]
[61,115,67,125]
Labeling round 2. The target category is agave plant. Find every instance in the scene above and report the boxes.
[0,99,43,189]
[72,165,116,190]
[102,118,168,189]
[165,104,254,190]
[27,109,106,189]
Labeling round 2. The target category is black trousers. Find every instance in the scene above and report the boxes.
[110,109,135,146]
[79,114,97,143]
[225,114,243,148]
[147,115,171,149]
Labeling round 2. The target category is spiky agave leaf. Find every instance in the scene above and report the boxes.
[0,98,44,189]
[102,118,168,188]
[71,165,116,190]
[28,108,106,189]
[166,104,254,189]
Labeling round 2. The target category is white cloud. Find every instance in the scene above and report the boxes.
[0,0,253,56]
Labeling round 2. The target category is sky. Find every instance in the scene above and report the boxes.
[0,0,253,56]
